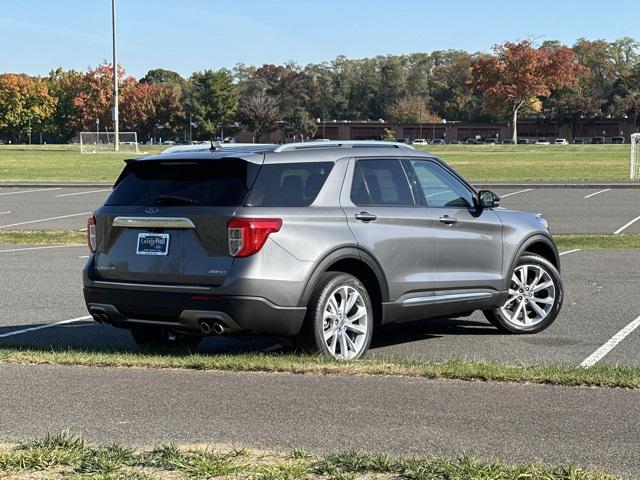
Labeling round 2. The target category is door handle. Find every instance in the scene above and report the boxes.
[439,215,458,225]
[355,212,377,222]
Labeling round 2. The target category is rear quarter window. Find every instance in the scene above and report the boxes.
[246,162,334,207]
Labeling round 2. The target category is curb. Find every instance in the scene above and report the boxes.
[473,182,640,189]
[0,183,112,188]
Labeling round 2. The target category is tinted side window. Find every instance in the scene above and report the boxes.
[247,162,333,207]
[409,160,474,208]
[351,159,414,206]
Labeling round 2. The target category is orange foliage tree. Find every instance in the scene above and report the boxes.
[472,41,587,142]
[0,74,56,142]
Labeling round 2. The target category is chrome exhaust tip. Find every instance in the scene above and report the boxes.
[212,322,226,335]
[200,321,212,334]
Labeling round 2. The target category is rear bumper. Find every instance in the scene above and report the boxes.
[83,286,306,337]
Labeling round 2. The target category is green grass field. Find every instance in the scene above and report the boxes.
[0,144,633,182]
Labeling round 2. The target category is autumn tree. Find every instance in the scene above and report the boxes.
[46,68,83,142]
[237,92,279,142]
[0,74,56,142]
[472,41,586,142]
[72,62,125,132]
[385,96,435,123]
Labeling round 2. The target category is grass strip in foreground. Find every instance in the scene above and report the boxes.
[555,234,640,250]
[1,347,639,389]
[0,230,85,245]
[0,432,616,479]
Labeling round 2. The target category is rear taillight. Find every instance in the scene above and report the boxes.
[87,216,96,253]
[228,218,282,257]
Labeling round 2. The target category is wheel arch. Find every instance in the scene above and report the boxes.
[297,246,389,324]
[512,234,560,273]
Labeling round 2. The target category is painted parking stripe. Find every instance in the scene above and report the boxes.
[0,212,91,229]
[0,245,81,254]
[500,188,533,198]
[0,211,11,215]
[55,189,111,198]
[0,315,91,339]
[584,188,611,199]
[559,249,581,256]
[613,214,640,235]
[580,314,640,367]
[0,188,62,196]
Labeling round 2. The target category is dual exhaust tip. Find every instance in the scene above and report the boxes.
[91,311,227,336]
[200,321,227,335]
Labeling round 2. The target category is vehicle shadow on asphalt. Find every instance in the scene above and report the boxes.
[370,317,497,350]
[0,316,497,356]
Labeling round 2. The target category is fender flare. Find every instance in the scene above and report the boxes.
[297,246,390,307]
[509,234,560,280]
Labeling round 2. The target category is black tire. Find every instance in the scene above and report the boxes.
[297,272,373,360]
[484,254,563,334]
[130,327,202,351]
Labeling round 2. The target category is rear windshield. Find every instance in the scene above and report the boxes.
[105,160,260,207]
[246,162,333,207]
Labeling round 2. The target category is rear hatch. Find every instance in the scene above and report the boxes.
[92,157,262,287]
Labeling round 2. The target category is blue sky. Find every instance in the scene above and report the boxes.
[1,0,637,79]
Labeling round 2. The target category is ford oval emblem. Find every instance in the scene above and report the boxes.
[145,207,160,214]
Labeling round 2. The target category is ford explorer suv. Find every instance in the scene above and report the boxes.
[84,141,563,360]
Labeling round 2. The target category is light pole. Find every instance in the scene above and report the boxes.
[112,0,119,151]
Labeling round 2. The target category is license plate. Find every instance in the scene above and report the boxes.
[136,233,170,256]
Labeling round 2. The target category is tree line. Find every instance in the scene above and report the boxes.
[0,37,638,144]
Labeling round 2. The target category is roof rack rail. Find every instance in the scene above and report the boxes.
[273,140,415,153]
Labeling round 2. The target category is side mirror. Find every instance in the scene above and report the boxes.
[478,190,500,209]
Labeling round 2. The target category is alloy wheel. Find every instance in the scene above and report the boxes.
[322,285,369,359]
[500,264,556,328]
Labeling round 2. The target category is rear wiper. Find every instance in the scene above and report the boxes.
[151,195,199,205]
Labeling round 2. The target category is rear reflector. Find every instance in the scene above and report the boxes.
[228,218,282,257]
[87,216,96,252]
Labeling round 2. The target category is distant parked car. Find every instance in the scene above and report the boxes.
[517,138,530,145]
[611,136,625,144]
[466,138,479,144]
[412,139,428,145]
[484,138,498,145]
[430,138,446,145]
[162,140,176,145]
[574,138,587,144]
[450,140,462,144]
[554,138,569,145]
[591,137,605,144]
[396,138,411,144]
[535,139,551,145]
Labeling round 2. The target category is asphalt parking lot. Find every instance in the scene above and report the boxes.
[0,185,639,234]
[1,244,639,367]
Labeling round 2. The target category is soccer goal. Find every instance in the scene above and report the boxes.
[631,133,640,180]
[80,132,140,154]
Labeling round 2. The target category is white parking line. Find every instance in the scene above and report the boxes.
[613,215,640,235]
[55,189,111,198]
[584,188,611,199]
[0,315,91,339]
[0,211,11,215]
[580,314,640,367]
[0,245,80,254]
[0,212,91,229]
[559,249,581,256]
[0,188,62,196]
[500,188,533,198]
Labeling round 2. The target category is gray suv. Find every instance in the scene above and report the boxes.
[84,141,563,359]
